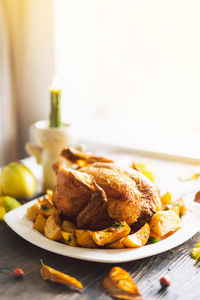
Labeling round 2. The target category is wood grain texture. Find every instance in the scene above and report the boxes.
[1,154,200,300]
[0,221,200,300]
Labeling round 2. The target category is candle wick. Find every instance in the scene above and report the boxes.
[52,76,60,91]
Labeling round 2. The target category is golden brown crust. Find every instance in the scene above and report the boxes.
[52,148,161,230]
[80,163,161,228]
[52,167,95,220]
[61,147,114,167]
[76,182,114,230]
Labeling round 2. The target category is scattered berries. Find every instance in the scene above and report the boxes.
[160,276,171,288]
[14,268,24,279]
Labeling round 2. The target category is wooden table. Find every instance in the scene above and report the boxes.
[1,147,200,300]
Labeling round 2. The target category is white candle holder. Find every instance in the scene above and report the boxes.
[26,120,75,192]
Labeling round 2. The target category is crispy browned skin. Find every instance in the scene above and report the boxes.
[52,163,114,229]
[52,148,161,230]
[53,163,97,220]
[76,182,113,229]
[62,148,114,167]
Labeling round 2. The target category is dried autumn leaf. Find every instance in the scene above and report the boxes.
[102,266,143,300]
[194,191,200,204]
[191,242,200,261]
[40,261,83,292]
[178,172,200,181]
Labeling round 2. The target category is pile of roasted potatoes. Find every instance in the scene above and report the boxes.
[26,190,187,249]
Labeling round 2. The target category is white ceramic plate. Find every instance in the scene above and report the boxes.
[4,199,200,263]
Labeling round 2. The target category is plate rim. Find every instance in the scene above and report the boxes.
[4,198,200,263]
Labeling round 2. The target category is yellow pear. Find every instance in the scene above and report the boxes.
[0,162,36,198]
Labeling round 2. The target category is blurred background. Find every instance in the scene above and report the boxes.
[1,0,200,165]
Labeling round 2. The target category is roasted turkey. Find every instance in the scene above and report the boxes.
[52,148,161,230]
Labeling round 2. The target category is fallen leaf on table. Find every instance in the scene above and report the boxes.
[178,172,200,181]
[191,243,200,262]
[102,266,143,300]
[194,191,200,203]
[40,260,83,292]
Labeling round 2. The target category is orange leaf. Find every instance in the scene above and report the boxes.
[40,260,83,292]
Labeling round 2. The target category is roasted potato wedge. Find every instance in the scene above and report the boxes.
[102,266,143,300]
[123,223,150,248]
[161,192,172,209]
[62,231,77,247]
[44,215,62,241]
[149,211,181,238]
[62,220,76,233]
[92,222,130,246]
[164,198,186,218]
[33,214,47,233]
[107,238,125,249]
[168,205,179,216]
[26,203,41,222]
[171,198,187,216]
[75,230,96,248]
[39,196,59,217]
[46,189,53,203]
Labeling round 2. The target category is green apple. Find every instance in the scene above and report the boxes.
[3,196,21,211]
[0,195,21,221]
[0,162,37,198]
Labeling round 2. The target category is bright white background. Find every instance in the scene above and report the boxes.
[2,1,200,161]
[54,0,200,158]
[1,0,54,162]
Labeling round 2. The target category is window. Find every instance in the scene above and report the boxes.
[54,0,200,158]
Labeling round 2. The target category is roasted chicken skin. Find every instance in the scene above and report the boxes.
[52,148,161,230]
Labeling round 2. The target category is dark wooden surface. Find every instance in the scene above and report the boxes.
[1,214,200,299]
[1,154,200,300]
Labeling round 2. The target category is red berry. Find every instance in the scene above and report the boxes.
[160,276,171,288]
[14,268,24,279]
